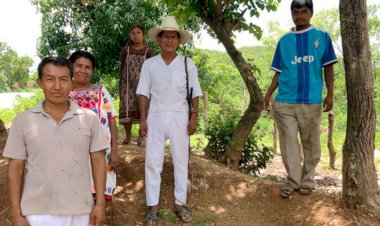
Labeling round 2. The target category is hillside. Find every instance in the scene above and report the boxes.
[1,142,380,226]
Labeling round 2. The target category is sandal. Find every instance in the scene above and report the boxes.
[281,184,295,198]
[144,211,158,226]
[137,140,146,147]
[137,136,146,147]
[122,138,130,145]
[174,206,192,223]
[299,185,313,195]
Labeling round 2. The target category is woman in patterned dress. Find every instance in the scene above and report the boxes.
[118,25,155,145]
[68,50,118,202]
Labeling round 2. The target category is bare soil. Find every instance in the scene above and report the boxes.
[1,141,380,226]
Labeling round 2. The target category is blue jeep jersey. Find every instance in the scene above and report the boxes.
[271,26,338,104]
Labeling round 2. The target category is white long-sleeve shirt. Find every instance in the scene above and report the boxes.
[136,54,202,113]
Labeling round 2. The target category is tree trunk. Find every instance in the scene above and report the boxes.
[200,14,264,170]
[0,119,7,153]
[242,88,248,115]
[203,91,209,128]
[339,0,379,211]
[327,112,336,169]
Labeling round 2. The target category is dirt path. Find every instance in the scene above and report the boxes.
[1,143,380,226]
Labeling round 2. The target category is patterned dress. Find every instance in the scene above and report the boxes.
[118,45,155,124]
[69,84,117,201]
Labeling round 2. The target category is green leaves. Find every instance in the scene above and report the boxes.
[165,0,281,38]
[0,42,33,92]
[204,108,273,175]
[33,0,166,76]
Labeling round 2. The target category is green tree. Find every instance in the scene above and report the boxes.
[0,42,33,92]
[165,0,281,170]
[32,0,166,76]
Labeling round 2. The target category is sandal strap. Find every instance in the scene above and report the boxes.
[281,184,295,198]
[299,185,314,195]
[175,207,192,222]
[145,211,158,222]
[281,184,295,193]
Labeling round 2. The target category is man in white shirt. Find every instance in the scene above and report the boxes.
[136,16,202,225]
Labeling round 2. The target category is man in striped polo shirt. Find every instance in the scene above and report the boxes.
[263,0,338,198]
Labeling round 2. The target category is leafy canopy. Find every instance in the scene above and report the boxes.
[0,42,33,92]
[164,0,280,40]
[32,0,166,75]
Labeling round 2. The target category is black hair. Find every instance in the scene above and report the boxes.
[131,25,145,34]
[37,56,73,79]
[291,0,313,12]
[128,25,145,46]
[68,50,96,69]
[157,30,181,39]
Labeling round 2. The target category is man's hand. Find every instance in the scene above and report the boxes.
[109,147,118,171]
[11,215,30,226]
[90,203,105,226]
[188,114,198,135]
[323,95,333,112]
[139,121,148,137]
[263,94,272,110]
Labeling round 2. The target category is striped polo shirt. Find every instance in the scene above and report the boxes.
[271,26,337,104]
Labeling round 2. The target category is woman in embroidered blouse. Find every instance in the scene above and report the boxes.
[118,25,155,145]
[68,50,118,202]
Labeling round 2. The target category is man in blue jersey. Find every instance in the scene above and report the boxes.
[263,0,337,198]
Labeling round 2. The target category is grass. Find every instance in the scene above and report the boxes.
[195,212,217,226]
[155,209,217,226]
[157,209,178,224]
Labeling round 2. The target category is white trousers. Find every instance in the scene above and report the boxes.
[145,112,189,206]
[26,214,90,226]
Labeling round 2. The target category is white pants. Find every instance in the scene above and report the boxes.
[145,112,189,206]
[26,214,90,226]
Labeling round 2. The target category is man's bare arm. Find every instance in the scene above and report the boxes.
[188,97,199,135]
[90,151,106,226]
[263,72,279,109]
[138,95,150,137]
[109,119,118,170]
[8,159,30,226]
[323,64,335,112]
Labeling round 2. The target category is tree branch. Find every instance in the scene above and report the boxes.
[216,0,222,17]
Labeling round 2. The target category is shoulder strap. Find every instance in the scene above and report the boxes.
[144,47,149,60]
[185,56,189,99]
[185,57,193,111]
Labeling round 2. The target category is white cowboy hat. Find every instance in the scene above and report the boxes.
[148,16,191,44]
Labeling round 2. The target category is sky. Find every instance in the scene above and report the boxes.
[0,0,378,66]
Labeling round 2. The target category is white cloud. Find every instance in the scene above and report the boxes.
[0,0,41,66]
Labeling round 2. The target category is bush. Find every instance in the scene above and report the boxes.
[98,74,119,99]
[0,109,16,125]
[13,90,44,115]
[204,109,273,175]
[0,90,43,125]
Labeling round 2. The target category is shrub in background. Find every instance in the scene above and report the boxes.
[204,108,273,175]
[13,90,44,115]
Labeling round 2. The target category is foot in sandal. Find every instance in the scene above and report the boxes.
[281,184,295,198]
[298,184,314,195]
[174,206,192,223]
